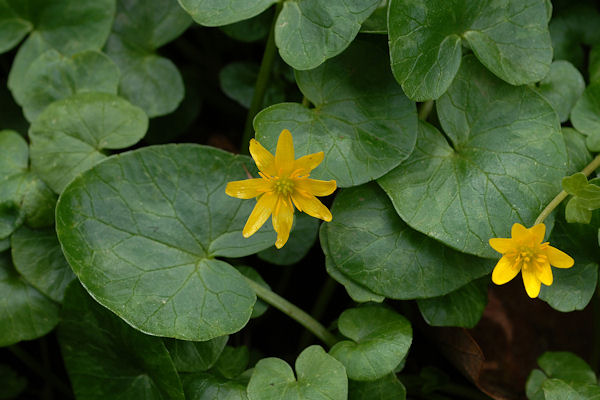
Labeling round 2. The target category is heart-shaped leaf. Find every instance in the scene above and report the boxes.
[11,226,74,302]
[323,183,493,299]
[330,306,412,381]
[247,345,347,400]
[388,0,552,100]
[417,278,488,328]
[571,82,600,151]
[0,251,59,346]
[29,92,148,193]
[58,282,185,400]
[255,40,417,188]
[56,145,276,340]
[177,0,277,26]
[104,0,192,117]
[535,60,585,123]
[378,55,566,258]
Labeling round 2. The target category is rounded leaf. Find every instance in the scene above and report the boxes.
[177,0,277,26]
[535,60,585,123]
[571,82,600,151]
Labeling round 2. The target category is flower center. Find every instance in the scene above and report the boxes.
[514,245,547,269]
[273,177,294,196]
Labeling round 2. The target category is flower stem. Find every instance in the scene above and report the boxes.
[241,3,282,154]
[244,276,338,347]
[535,153,600,225]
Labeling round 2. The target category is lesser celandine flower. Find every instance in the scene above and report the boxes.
[226,129,337,248]
[489,223,574,298]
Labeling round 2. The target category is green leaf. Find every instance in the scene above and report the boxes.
[417,278,488,328]
[258,213,319,266]
[571,82,600,151]
[549,4,600,69]
[255,40,417,188]
[564,128,592,174]
[275,0,379,70]
[0,251,59,346]
[11,226,74,302]
[360,0,388,34]
[56,145,276,340]
[535,61,585,123]
[6,0,116,106]
[539,262,598,312]
[164,336,228,373]
[543,379,600,400]
[538,352,597,386]
[0,1,32,53]
[349,373,406,400]
[19,49,119,121]
[388,0,552,100]
[378,56,566,258]
[562,174,600,224]
[526,369,547,400]
[177,0,277,26]
[590,45,600,84]
[29,92,148,193]
[58,282,185,400]
[219,62,285,109]
[247,345,347,400]
[0,364,27,399]
[330,306,412,381]
[320,225,384,303]
[104,0,192,117]
[0,238,8,252]
[220,9,272,42]
[183,372,249,400]
[213,346,250,379]
[236,267,269,318]
[324,183,493,299]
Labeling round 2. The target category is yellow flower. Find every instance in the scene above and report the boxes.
[489,223,574,298]
[226,129,337,249]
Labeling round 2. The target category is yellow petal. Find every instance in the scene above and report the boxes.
[226,178,271,199]
[249,139,276,176]
[489,238,514,254]
[272,196,294,248]
[295,178,337,197]
[291,192,332,222]
[529,223,546,244]
[546,246,574,269]
[522,267,541,298]
[536,261,553,286]
[491,256,520,285]
[511,223,528,240]
[275,129,295,175]
[294,151,324,174]
[242,193,277,238]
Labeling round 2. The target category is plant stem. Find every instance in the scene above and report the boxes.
[418,100,434,121]
[535,153,600,225]
[8,345,73,398]
[298,277,337,349]
[244,276,338,347]
[241,3,282,154]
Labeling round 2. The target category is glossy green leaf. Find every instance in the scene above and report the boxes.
[0,1,32,53]
[236,267,269,318]
[6,0,116,106]
[323,183,493,299]
[247,345,347,400]
[388,0,552,100]
[564,128,592,175]
[220,9,272,42]
[526,369,548,400]
[0,251,59,347]
[0,238,8,252]
[571,83,600,151]
[177,0,277,26]
[255,40,417,188]
[165,336,228,373]
[219,62,285,109]
[104,0,192,117]
[562,174,600,224]
[56,145,277,340]
[213,346,250,379]
[58,282,185,400]
[348,373,406,400]
[275,0,379,70]
[538,352,597,385]
[258,213,319,266]
[29,92,148,193]
[378,56,566,258]
[535,60,585,123]
[19,49,119,121]
[417,278,488,328]
[11,226,74,302]
[543,379,600,400]
[321,225,384,303]
[183,372,249,400]
[549,4,600,69]
[0,364,27,399]
[330,306,412,381]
